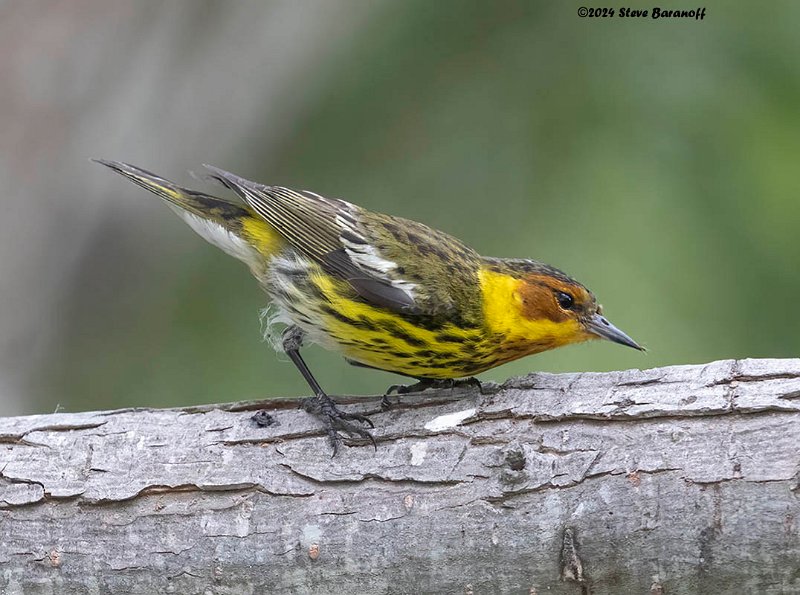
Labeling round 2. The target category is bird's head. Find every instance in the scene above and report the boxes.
[480,259,644,354]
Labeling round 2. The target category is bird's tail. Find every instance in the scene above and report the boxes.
[94,159,251,223]
[94,159,282,266]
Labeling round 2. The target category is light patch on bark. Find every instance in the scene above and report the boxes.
[424,408,477,431]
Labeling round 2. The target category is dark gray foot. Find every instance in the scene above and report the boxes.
[301,393,376,456]
[385,377,484,398]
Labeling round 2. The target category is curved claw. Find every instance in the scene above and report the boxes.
[339,411,374,429]
[384,377,484,396]
[458,377,484,393]
[327,416,377,455]
[302,394,376,455]
[385,378,441,396]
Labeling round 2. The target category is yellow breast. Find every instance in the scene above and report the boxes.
[269,263,585,380]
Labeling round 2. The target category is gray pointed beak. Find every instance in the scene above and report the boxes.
[586,313,645,352]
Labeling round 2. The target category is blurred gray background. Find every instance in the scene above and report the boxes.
[2,1,798,416]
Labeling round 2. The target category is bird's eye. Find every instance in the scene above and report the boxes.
[556,291,575,310]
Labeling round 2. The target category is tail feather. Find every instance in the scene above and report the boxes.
[94,159,280,267]
[93,159,248,223]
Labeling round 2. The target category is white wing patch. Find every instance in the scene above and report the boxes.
[342,241,397,275]
[334,213,418,299]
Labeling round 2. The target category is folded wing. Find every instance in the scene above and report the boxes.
[202,165,481,321]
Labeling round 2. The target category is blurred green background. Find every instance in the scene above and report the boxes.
[2,1,798,416]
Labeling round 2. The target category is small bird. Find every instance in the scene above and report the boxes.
[96,160,643,453]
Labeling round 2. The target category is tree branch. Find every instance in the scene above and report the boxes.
[1,359,799,594]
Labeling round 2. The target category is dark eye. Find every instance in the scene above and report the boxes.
[556,291,575,310]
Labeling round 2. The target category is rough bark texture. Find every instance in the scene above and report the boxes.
[1,358,799,594]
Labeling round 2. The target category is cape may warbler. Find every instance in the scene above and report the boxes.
[96,160,643,452]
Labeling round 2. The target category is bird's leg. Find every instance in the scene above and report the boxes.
[382,378,439,408]
[385,378,453,396]
[281,326,375,455]
[455,376,484,392]
[384,376,485,405]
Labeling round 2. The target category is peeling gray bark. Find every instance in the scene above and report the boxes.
[1,358,799,594]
